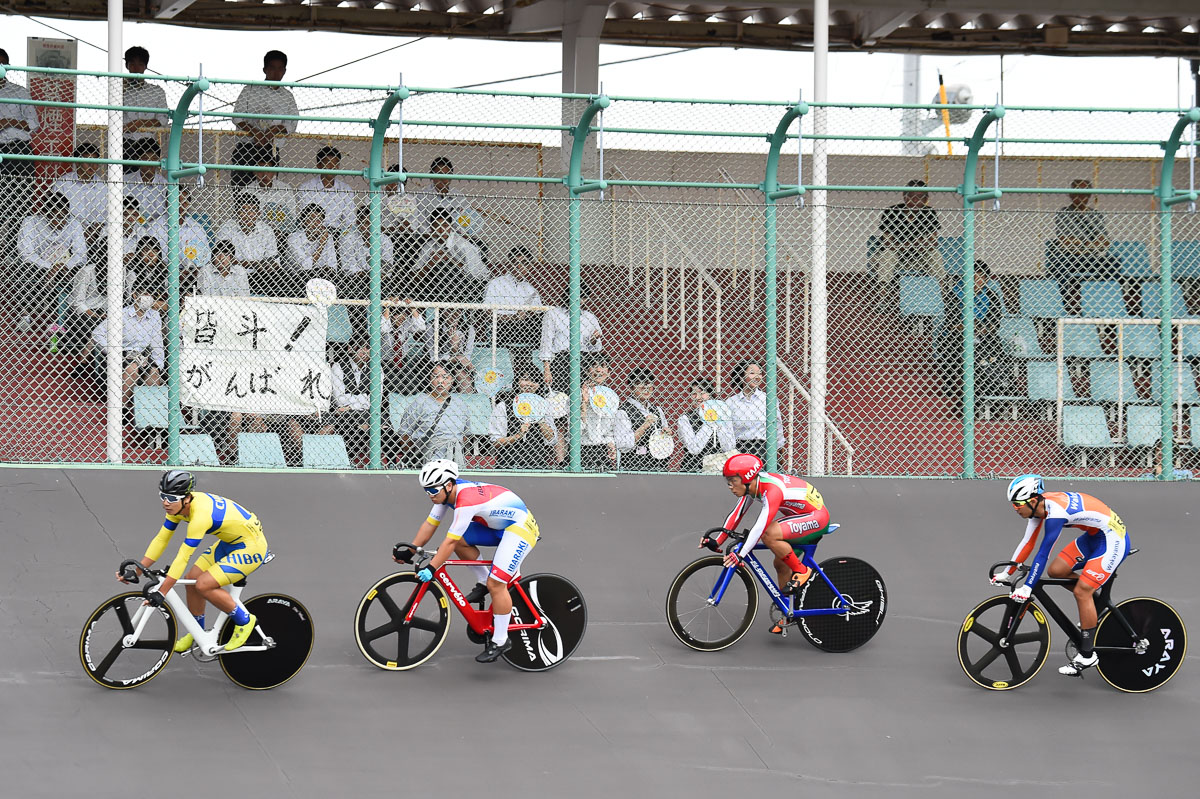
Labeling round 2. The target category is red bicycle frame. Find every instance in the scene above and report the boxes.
[404,559,545,637]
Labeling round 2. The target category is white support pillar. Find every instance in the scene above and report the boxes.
[105,0,124,463]
[809,0,829,475]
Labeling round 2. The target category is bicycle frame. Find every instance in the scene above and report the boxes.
[124,579,269,658]
[709,543,854,619]
[1004,574,1142,652]
[406,559,546,636]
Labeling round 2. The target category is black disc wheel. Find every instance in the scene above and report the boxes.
[665,555,758,652]
[218,593,315,690]
[354,573,450,671]
[797,557,888,653]
[1095,597,1188,693]
[79,592,176,689]
[958,596,1050,690]
[502,574,588,672]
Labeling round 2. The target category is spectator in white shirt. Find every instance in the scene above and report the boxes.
[130,236,169,312]
[415,156,480,237]
[286,204,339,297]
[197,240,250,297]
[339,203,393,293]
[579,353,633,471]
[88,296,163,409]
[297,146,357,232]
[381,161,426,284]
[725,359,785,462]
[16,192,88,334]
[233,50,298,148]
[242,142,297,240]
[119,197,146,268]
[618,367,671,472]
[216,193,280,296]
[1,49,40,262]
[484,246,543,356]
[147,186,211,292]
[51,143,106,251]
[490,364,559,469]
[329,337,374,461]
[412,207,488,304]
[124,138,167,221]
[539,282,602,392]
[120,46,168,173]
[677,376,735,472]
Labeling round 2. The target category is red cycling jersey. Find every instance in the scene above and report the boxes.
[718,472,829,557]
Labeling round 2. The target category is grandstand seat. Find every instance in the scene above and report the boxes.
[1088,360,1139,404]
[1181,324,1200,359]
[456,393,494,437]
[471,347,514,397]
[1118,324,1159,358]
[1062,405,1115,464]
[1139,281,1192,318]
[1061,324,1105,358]
[1124,404,1163,448]
[939,236,965,276]
[237,433,286,468]
[327,303,354,343]
[180,433,220,466]
[133,385,168,429]
[998,316,1045,359]
[1149,363,1200,404]
[1113,241,1154,280]
[302,434,351,469]
[898,275,943,320]
[1019,279,1064,318]
[1174,240,1200,280]
[1027,361,1077,402]
[387,393,417,432]
[1079,281,1128,318]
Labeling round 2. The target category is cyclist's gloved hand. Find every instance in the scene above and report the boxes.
[990,571,1014,587]
[416,567,434,583]
[1009,584,1032,603]
[699,534,721,552]
[144,590,166,608]
[723,550,743,568]
[393,543,415,563]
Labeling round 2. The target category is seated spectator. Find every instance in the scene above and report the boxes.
[120,46,168,174]
[868,179,944,313]
[233,50,298,149]
[241,143,297,239]
[384,297,431,395]
[539,282,602,392]
[414,306,476,394]
[123,139,167,221]
[286,203,338,296]
[677,376,735,472]
[490,364,559,469]
[394,361,470,466]
[411,207,488,304]
[0,49,40,263]
[330,336,375,462]
[16,192,87,335]
[68,246,136,348]
[87,294,163,410]
[415,156,480,237]
[580,353,632,471]
[618,367,671,472]
[51,144,105,247]
[484,246,543,361]
[934,261,1006,401]
[1046,178,1121,315]
[147,186,211,293]
[130,236,169,312]
[297,146,356,232]
[725,359,784,462]
[216,193,280,296]
[197,240,250,297]
[339,203,395,302]
[119,197,146,267]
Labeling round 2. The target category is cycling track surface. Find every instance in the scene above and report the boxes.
[1,467,1196,798]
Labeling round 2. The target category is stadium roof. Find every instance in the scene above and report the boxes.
[4,1,1199,57]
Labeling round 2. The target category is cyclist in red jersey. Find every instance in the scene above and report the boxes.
[701,454,832,632]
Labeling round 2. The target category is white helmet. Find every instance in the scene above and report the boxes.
[1006,474,1044,503]
[419,459,459,491]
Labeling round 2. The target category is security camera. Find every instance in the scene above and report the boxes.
[929,84,975,125]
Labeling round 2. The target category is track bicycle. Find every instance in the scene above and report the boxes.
[79,557,314,690]
[353,544,587,672]
[665,524,887,652]
[958,553,1187,692]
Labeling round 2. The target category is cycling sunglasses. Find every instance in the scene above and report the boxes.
[159,491,186,503]
[1010,497,1036,507]
[423,485,444,497]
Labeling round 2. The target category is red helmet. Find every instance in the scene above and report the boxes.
[723,453,763,483]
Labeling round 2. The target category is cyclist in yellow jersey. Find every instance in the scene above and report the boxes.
[116,471,268,652]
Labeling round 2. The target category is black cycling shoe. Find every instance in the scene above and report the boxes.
[476,639,512,663]
[465,582,489,605]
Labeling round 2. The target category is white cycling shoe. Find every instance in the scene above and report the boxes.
[1058,651,1099,676]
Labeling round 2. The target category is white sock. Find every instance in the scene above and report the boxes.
[491,613,510,645]
[469,564,489,584]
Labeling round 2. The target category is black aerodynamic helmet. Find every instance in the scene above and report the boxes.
[159,470,196,498]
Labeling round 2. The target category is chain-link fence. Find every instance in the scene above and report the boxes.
[1,63,1198,476]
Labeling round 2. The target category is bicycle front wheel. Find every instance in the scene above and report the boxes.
[797,557,888,653]
[1095,597,1188,693]
[958,596,1050,690]
[79,592,176,689]
[665,555,758,652]
[354,573,450,670]
[218,593,315,690]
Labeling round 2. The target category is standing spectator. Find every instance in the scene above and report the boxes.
[51,144,106,254]
[868,179,943,313]
[934,261,1003,400]
[539,282,602,392]
[124,139,167,221]
[579,353,632,471]
[489,364,559,469]
[120,46,168,173]
[394,361,470,466]
[285,204,338,296]
[197,240,250,297]
[415,156,480,237]
[241,143,297,241]
[1046,178,1121,315]
[216,193,280,296]
[233,50,298,148]
[484,246,543,363]
[329,336,374,462]
[677,376,735,472]
[618,367,671,472]
[297,146,356,232]
[0,49,40,265]
[16,192,87,335]
[726,359,785,462]
[147,186,211,293]
[411,207,487,303]
[87,294,163,410]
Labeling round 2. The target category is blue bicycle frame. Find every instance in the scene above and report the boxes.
[709,543,852,619]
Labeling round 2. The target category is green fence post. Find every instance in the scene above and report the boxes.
[959,105,1005,479]
[564,95,610,473]
[761,103,808,473]
[365,86,410,470]
[163,77,210,465]
[1155,106,1200,479]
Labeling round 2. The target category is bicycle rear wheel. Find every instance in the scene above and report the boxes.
[665,555,758,652]
[502,574,588,672]
[218,594,315,690]
[79,592,176,689]
[797,557,887,653]
[354,573,450,670]
[958,596,1050,690]
[1094,597,1188,693]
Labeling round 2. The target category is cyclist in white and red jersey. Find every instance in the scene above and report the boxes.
[401,459,541,663]
[701,453,832,631]
[995,474,1132,676]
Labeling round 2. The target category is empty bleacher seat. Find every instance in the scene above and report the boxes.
[471,347,514,397]
[1061,324,1105,358]
[388,393,417,432]
[1079,281,1128,318]
[1113,241,1154,280]
[1118,324,1159,358]
[1174,240,1200,279]
[1149,363,1200,404]
[1088,360,1138,403]
[327,303,354,343]
[302,434,351,469]
[998,317,1045,359]
[1062,405,1115,449]
[237,432,286,468]
[1019,279,1064,318]
[1125,404,1163,448]
[1180,324,1200,359]
[180,433,220,466]
[456,393,494,437]
[898,275,943,318]
[939,236,965,276]
[1027,361,1077,402]
[133,385,168,429]
[1139,281,1191,318]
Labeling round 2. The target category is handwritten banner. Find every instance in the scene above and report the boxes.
[181,296,331,415]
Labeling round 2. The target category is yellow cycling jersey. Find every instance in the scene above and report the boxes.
[145,493,266,580]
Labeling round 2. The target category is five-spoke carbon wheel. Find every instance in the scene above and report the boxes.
[958,596,1050,690]
[354,573,450,670]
